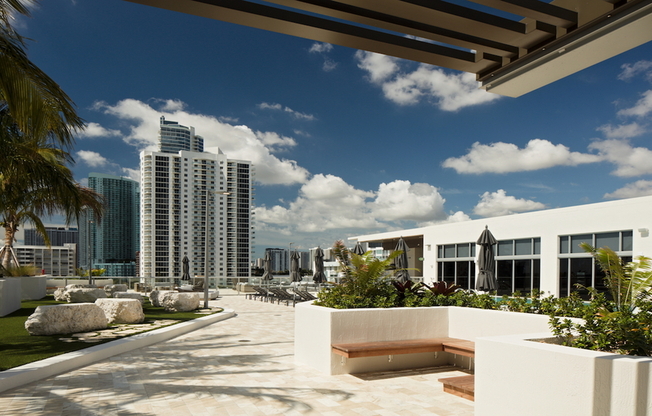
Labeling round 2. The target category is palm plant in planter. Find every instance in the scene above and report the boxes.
[550,244,652,356]
[315,241,402,309]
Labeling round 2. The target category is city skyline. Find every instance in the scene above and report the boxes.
[18,0,652,258]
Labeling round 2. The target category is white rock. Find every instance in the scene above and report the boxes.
[160,292,200,312]
[104,284,128,296]
[95,298,144,324]
[114,292,144,304]
[63,288,107,303]
[53,287,67,302]
[25,303,108,335]
[148,290,175,307]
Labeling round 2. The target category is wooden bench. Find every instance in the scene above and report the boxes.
[332,338,476,401]
[331,337,474,359]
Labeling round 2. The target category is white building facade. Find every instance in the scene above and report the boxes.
[15,244,77,276]
[353,195,652,298]
[140,148,254,287]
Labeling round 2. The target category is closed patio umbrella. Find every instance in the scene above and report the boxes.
[476,226,498,292]
[290,250,302,282]
[313,247,327,285]
[181,255,191,281]
[262,251,274,286]
[352,241,365,255]
[394,237,410,283]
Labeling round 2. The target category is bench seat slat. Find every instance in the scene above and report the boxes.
[332,337,473,359]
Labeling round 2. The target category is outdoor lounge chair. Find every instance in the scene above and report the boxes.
[248,286,270,301]
[292,288,317,301]
[176,279,204,292]
[268,287,299,306]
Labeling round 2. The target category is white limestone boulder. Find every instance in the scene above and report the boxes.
[160,292,200,312]
[25,303,108,335]
[104,284,128,296]
[148,290,175,307]
[95,298,144,324]
[63,288,107,303]
[114,292,144,304]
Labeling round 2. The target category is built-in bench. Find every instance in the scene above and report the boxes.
[332,337,476,401]
[331,337,475,359]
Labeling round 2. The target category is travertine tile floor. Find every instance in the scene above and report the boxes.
[0,291,474,416]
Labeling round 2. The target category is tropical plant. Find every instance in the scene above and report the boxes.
[315,242,402,309]
[0,0,84,146]
[580,242,652,310]
[0,264,36,277]
[0,112,104,269]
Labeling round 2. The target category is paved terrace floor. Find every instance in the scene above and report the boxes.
[0,290,474,416]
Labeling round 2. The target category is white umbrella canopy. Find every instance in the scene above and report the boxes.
[476,226,498,292]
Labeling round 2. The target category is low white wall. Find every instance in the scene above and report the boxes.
[0,278,21,317]
[476,334,652,416]
[295,303,450,375]
[447,306,553,340]
[21,276,46,300]
[296,304,652,415]
[46,278,114,288]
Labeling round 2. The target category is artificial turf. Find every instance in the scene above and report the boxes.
[0,295,222,371]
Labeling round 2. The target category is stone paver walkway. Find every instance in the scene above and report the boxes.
[0,291,474,415]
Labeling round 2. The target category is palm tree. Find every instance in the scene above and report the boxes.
[0,111,104,270]
[0,0,84,148]
[0,1,102,270]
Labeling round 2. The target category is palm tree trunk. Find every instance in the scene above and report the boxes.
[1,220,19,269]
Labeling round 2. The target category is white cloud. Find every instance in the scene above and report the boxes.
[309,42,333,54]
[258,102,316,120]
[372,181,448,222]
[76,150,109,167]
[618,60,652,82]
[121,167,140,182]
[255,131,297,149]
[588,139,652,177]
[309,42,338,71]
[597,122,647,139]
[604,180,652,199]
[78,122,121,138]
[94,99,309,185]
[618,90,652,118]
[255,176,456,233]
[442,139,600,174]
[473,190,546,217]
[355,51,500,111]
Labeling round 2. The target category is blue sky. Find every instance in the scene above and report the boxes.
[18,0,652,258]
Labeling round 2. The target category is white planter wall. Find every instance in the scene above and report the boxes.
[21,276,47,300]
[296,303,652,415]
[0,278,21,316]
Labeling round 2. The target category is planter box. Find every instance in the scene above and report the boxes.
[0,278,21,316]
[295,303,652,416]
[21,276,47,300]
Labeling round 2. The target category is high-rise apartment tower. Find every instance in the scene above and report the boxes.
[159,116,203,153]
[140,119,254,286]
[80,173,140,276]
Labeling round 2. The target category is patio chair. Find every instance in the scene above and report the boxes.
[176,279,204,292]
[292,288,317,301]
[249,286,270,301]
[268,287,298,306]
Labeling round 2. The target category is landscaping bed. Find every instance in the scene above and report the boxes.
[0,295,223,371]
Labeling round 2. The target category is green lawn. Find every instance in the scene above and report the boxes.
[0,296,222,371]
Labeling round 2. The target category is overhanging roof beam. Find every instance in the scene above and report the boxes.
[127,0,500,73]
[467,0,578,27]
[266,0,520,56]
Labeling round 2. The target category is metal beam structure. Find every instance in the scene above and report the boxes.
[126,0,652,97]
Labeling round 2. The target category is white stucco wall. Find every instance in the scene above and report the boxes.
[0,278,21,316]
[296,303,652,415]
[355,195,652,295]
[475,334,652,416]
[21,276,46,300]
